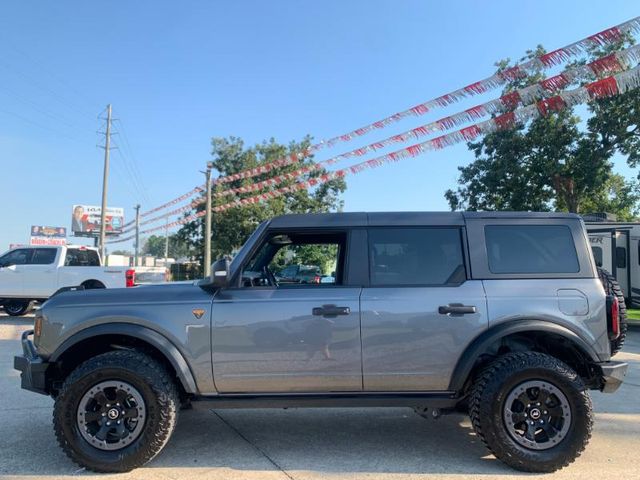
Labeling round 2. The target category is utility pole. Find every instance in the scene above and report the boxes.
[99,104,112,261]
[134,204,141,266]
[164,215,169,266]
[203,161,213,277]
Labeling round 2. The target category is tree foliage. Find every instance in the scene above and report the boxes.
[142,234,190,259]
[176,136,346,270]
[446,41,640,218]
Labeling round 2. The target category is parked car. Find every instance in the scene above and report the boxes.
[15,212,627,473]
[0,245,136,316]
[277,264,323,284]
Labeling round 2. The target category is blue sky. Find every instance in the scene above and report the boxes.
[0,1,638,252]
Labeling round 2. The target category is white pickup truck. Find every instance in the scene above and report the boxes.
[0,245,136,316]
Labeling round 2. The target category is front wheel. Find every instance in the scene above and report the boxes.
[3,300,33,316]
[53,350,179,472]
[470,352,593,473]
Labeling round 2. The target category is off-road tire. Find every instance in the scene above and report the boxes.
[469,352,593,473]
[597,267,627,355]
[53,350,179,472]
[3,300,33,316]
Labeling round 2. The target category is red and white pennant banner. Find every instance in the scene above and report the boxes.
[211,45,640,199]
[121,65,640,236]
[211,16,640,186]
[140,186,204,219]
[124,17,639,222]
[208,66,640,214]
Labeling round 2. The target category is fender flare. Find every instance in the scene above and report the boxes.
[448,319,601,392]
[50,323,198,394]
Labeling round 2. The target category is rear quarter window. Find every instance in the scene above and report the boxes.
[485,225,580,274]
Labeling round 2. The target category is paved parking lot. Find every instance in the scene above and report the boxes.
[1,313,638,480]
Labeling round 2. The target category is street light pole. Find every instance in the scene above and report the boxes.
[203,162,213,277]
[99,104,112,261]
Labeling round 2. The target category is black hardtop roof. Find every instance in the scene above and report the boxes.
[268,211,581,228]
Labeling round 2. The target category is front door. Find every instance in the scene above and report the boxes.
[0,248,31,297]
[211,230,362,393]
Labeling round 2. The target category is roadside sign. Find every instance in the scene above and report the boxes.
[30,225,67,246]
[71,205,125,236]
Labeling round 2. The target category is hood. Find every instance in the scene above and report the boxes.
[44,281,202,309]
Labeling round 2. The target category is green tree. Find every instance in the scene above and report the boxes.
[579,173,640,221]
[446,41,640,218]
[142,234,190,259]
[176,136,346,270]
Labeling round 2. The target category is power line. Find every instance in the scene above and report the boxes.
[113,118,151,204]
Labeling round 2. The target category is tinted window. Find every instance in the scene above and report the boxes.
[616,247,626,269]
[368,228,465,286]
[31,248,57,265]
[591,246,603,268]
[485,225,579,274]
[65,249,101,267]
[0,249,31,267]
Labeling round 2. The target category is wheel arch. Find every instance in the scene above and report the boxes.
[448,320,600,392]
[80,279,106,289]
[50,323,197,394]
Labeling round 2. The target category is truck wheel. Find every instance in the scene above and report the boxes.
[469,352,592,473]
[3,300,33,316]
[53,350,179,472]
[597,267,627,356]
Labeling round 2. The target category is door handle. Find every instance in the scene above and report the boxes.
[438,303,477,316]
[312,304,351,317]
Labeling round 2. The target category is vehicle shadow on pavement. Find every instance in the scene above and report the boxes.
[149,408,515,476]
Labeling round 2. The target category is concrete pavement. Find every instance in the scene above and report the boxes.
[0,313,638,480]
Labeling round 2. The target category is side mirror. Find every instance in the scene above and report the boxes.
[211,258,231,288]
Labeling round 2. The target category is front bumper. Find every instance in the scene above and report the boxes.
[13,330,50,396]
[598,360,628,393]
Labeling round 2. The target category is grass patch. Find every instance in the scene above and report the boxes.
[627,308,640,321]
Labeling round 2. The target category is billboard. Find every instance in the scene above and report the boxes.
[71,205,124,235]
[30,225,67,246]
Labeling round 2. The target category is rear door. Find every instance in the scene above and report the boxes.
[360,227,488,391]
[212,229,363,393]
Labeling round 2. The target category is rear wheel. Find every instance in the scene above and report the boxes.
[597,267,627,355]
[3,300,33,316]
[470,352,592,473]
[53,350,179,472]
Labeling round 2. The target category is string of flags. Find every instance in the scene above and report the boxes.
[99,64,640,243]
[120,15,640,225]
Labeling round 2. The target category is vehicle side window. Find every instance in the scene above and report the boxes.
[368,227,465,286]
[65,249,100,266]
[591,246,603,268]
[86,250,101,266]
[485,225,579,274]
[242,232,346,287]
[0,249,32,267]
[616,246,626,269]
[30,248,57,265]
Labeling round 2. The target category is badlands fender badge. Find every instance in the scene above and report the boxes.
[192,308,205,319]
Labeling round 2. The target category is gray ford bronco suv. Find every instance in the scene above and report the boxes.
[15,212,628,473]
